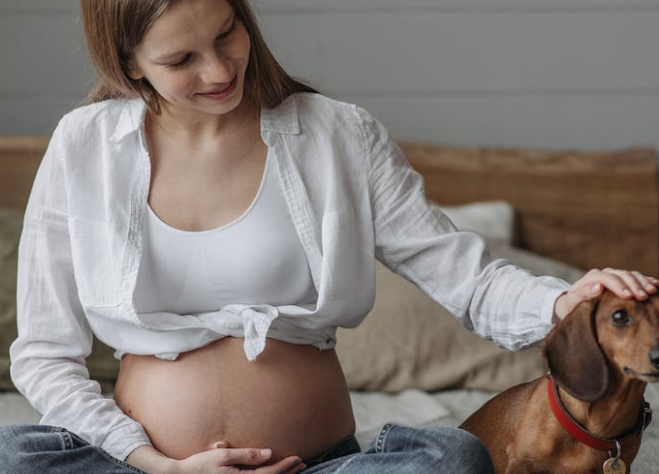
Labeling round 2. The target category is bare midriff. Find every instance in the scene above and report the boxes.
[113,337,356,462]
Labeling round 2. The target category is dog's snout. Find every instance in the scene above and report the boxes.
[650,346,659,370]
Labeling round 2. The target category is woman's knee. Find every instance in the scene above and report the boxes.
[0,424,65,469]
[0,424,60,449]
[426,426,494,474]
[383,425,494,474]
[1,424,36,452]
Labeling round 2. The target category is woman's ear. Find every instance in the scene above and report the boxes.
[126,60,144,81]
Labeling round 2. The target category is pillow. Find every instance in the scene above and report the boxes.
[0,208,119,392]
[438,201,514,246]
[335,245,585,393]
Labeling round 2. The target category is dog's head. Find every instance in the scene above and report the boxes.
[543,290,659,402]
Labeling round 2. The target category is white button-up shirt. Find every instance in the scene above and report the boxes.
[10,93,569,460]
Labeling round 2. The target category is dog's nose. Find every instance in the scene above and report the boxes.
[651,346,659,370]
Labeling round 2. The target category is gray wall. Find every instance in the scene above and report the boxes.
[2,0,659,150]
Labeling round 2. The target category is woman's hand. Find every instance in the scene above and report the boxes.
[553,268,659,321]
[127,442,305,474]
[171,442,306,474]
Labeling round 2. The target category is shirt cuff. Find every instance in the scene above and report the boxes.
[540,285,571,328]
[100,422,152,461]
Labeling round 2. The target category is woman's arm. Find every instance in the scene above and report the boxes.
[357,106,658,347]
[356,106,565,349]
[9,119,150,460]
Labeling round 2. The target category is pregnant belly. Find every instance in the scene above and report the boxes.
[113,337,356,462]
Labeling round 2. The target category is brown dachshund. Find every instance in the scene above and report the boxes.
[460,291,658,474]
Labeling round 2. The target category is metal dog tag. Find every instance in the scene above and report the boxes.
[603,457,626,474]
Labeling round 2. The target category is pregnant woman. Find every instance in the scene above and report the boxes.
[2,1,656,473]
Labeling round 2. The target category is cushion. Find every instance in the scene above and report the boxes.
[0,208,118,392]
[336,243,585,393]
[438,201,514,246]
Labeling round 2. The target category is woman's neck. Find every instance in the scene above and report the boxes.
[152,100,259,145]
[144,101,263,168]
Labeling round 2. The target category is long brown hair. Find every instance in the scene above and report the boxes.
[79,0,317,114]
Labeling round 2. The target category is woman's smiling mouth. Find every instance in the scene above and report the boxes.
[196,76,238,101]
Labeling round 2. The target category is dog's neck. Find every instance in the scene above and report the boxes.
[558,369,647,440]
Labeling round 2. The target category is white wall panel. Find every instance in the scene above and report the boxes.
[1,0,657,148]
[258,12,659,92]
[0,15,92,94]
[254,1,659,148]
[0,0,76,12]
[256,0,659,7]
[340,93,659,150]
[0,96,80,135]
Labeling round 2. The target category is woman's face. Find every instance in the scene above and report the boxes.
[129,0,251,119]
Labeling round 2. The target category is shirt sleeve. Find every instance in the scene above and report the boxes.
[9,119,151,461]
[355,106,570,350]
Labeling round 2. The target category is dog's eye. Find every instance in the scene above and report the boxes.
[611,309,631,327]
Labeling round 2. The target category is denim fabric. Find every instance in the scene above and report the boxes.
[0,424,147,474]
[303,435,361,468]
[301,424,494,474]
[0,423,493,474]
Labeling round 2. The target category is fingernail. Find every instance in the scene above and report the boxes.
[260,449,272,457]
[591,283,602,295]
[646,284,656,291]
[639,290,648,298]
[623,289,632,297]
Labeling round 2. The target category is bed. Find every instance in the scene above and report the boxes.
[1,135,659,471]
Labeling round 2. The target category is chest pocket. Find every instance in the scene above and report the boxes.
[69,217,123,307]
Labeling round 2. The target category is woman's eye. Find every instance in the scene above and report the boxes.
[164,22,236,69]
[611,309,631,327]
[217,22,237,42]
[166,54,191,69]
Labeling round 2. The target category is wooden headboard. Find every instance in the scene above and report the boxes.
[2,136,658,276]
[0,136,47,210]
[400,142,659,277]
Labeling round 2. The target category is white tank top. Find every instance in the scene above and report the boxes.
[133,153,317,315]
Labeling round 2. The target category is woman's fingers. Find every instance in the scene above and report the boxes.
[598,268,659,300]
[554,268,659,321]
[214,449,304,473]
[251,455,306,474]
[215,448,275,466]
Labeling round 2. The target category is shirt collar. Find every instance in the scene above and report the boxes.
[260,94,300,135]
[110,93,301,143]
[110,99,146,143]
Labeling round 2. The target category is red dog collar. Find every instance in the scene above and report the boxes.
[547,374,652,452]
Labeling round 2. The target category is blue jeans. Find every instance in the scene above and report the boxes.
[0,423,494,473]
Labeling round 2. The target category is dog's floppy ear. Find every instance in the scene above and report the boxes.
[542,298,609,402]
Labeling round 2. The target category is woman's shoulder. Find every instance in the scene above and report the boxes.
[273,92,377,133]
[289,92,359,117]
[57,98,142,137]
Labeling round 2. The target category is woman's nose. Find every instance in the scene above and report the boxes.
[200,53,233,84]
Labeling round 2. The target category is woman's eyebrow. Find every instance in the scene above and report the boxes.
[154,12,236,63]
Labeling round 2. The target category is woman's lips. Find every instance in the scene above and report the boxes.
[197,77,238,101]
